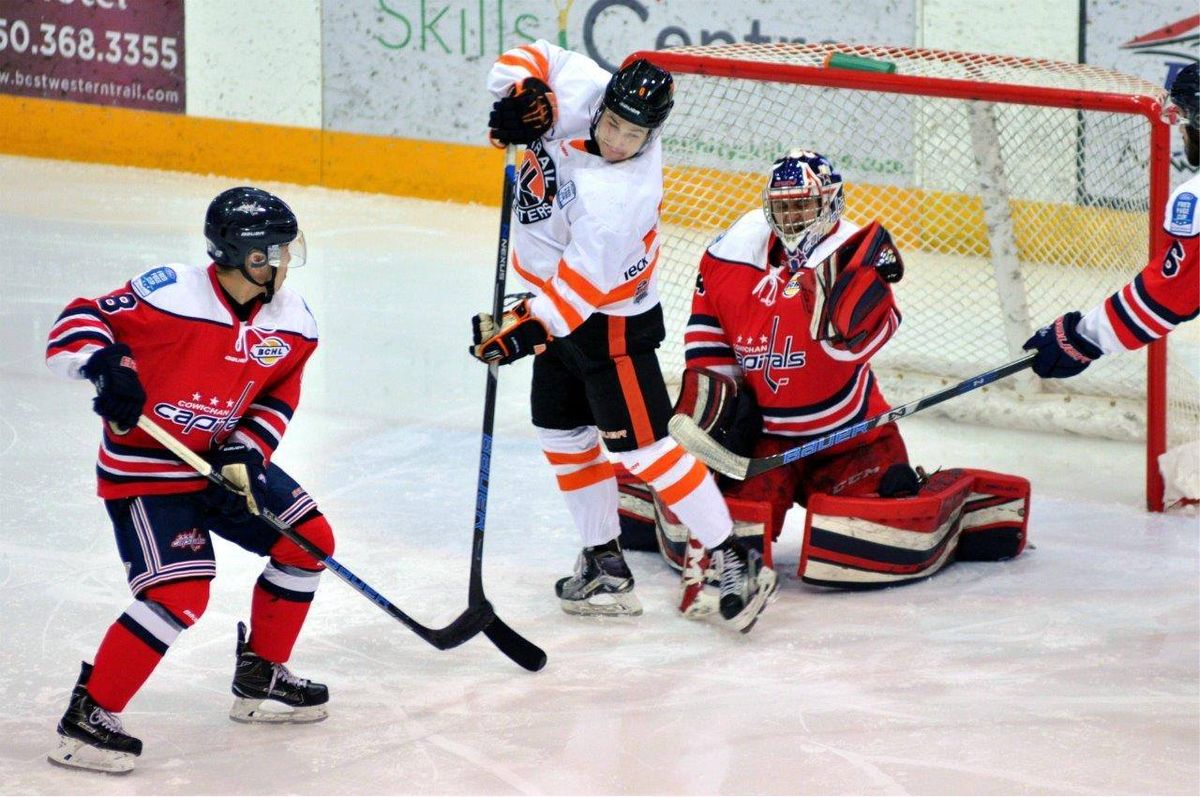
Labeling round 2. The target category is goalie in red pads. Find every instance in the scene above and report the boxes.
[619,150,1029,589]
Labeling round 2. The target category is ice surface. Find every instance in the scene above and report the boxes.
[1,155,1196,795]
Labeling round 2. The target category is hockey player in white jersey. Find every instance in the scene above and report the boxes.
[470,40,777,632]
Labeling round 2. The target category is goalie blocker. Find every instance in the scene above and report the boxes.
[618,368,1029,587]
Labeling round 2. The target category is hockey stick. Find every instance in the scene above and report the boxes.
[468,143,548,671]
[132,414,497,652]
[669,353,1038,480]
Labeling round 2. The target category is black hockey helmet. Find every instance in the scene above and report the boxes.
[205,187,305,270]
[1169,61,1198,129]
[602,58,674,130]
[204,187,305,302]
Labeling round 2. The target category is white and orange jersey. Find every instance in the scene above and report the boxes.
[487,40,664,338]
[1078,172,1200,354]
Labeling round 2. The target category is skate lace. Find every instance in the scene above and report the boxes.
[718,547,747,597]
[268,662,308,692]
[88,706,126,735]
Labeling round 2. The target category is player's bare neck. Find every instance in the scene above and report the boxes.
[215,268,263,320]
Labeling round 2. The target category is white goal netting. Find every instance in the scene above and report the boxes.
[647,43,1199,493]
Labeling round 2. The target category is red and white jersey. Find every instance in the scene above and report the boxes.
[685,210,901,438]
[46,263,318,499]
[1079,172,1200,353]
[488,40,663,337]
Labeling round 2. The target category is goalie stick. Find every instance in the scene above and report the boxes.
[669,353,1037,480]
[132,415,551,666]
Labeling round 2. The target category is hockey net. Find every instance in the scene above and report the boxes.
[635,42,1199,511]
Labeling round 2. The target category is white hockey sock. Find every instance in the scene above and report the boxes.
[537,426,620,548]
[615,437,732,549]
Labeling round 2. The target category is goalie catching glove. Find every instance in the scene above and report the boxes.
[470,298,549,365]
[489,77,557,146]
[811,221,902,354]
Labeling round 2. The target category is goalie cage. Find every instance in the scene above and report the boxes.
[632,41,1199,512]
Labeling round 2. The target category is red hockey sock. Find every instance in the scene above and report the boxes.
[87,619,166,713]
[248,579,313,664]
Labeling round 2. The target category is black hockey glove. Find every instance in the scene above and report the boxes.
[489,78,557,145]
[206,442,269,517]
[1023,311,1103,379]
[79,343,146,433]
[470,299,549,365]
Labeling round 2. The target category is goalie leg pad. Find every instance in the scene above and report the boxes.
[652,494,775,572]
[799,468,1030,588]
[615,462,659,552]
[800,470,976,589]
[952,469,1030,561]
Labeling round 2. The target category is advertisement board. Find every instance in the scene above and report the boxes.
[0,0,184,113]
[322,0,916,143]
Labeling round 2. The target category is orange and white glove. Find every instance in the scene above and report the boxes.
[470,299,550,365]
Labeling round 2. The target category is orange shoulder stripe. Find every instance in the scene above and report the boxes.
[517,44,551,82]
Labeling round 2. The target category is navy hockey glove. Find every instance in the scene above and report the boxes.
[206,442,269,517]
[470,299,549,365]
[1023,311,1104,379]
[79,343,146,433]
[489,78,557,145]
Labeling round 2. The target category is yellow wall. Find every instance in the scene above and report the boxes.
[0,96,504,205]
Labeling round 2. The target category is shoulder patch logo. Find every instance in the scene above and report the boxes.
[557,180,577,209]
[249,335,291,367]
[516,140,557,225]
[1169,192,1196,236]
[132,266,177,297]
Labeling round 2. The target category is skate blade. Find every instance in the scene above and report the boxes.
[560,590,643,617]
[725,569,779,635]
[47,736,136,774]
[229,697,329,724]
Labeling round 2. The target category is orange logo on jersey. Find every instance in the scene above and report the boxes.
[249,336,291,367]
[516,140,557,224]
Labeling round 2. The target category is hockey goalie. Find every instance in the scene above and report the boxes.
[618,149,1030,590]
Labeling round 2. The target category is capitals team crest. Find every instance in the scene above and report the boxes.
[516,140,557,224]
[249,336,291,366]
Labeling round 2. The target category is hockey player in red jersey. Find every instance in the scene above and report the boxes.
[470,40,776,631]
[625,150,1030,590]
[1024,61,1199,377]
[44,187,334,773]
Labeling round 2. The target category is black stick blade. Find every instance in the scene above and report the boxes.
[483,616,547,671]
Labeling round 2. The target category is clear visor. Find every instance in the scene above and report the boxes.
[267,230,306,269]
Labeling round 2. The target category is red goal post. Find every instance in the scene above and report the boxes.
[633,42,1192,511]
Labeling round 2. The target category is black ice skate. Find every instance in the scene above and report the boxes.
[229,622,329,724]
[47,662,142,774]
[709,537,778,634]
[554,540,643,616]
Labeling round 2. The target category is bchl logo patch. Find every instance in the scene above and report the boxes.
[1169,192,1196,236]
[782,271,805,299]
[132,266,177,297]
[250,336,291,366]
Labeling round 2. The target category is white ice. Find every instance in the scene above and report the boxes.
[0,155,1197,795]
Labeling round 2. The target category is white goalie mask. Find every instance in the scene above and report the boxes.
[762,149,845,266]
